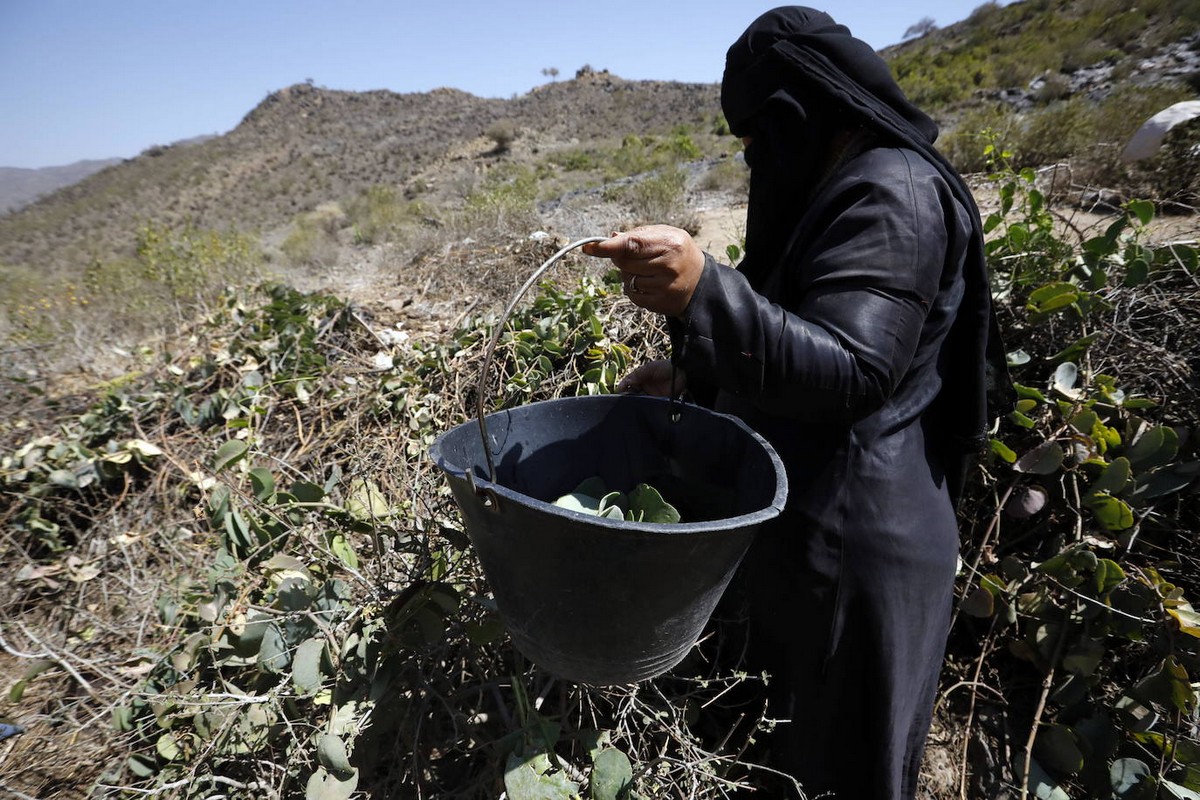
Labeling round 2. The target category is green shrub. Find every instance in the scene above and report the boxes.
[698,154,750,194]
[611,166,696,231]
[1063,83,1193,192]
[942,106,1022,174]
[1012,97,1098,168]
[962,147,1200,800]
[461,164,540,234]
[0,266,89,346]
[343,186,416,245]
[279,204,344,264]
[485,119,519,153]
[548,147,598,172]
[135,222,261,304]
[2,222,261,355]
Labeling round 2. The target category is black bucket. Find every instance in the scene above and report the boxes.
[431,393,787,685]
[428,238,787,685]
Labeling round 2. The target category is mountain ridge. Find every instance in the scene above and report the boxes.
[0,158,123,215]
[2,0,1197,280]
[0,73,719,276]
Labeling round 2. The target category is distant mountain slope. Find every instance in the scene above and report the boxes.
[2,0,1197,279]
[0,159,122,215]
[0,75,718,277]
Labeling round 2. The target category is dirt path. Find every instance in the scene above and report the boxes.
[693,204,746,261]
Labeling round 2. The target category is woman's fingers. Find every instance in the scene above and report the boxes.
[584,226,705,317]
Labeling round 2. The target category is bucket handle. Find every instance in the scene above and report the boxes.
[472,237,609,496]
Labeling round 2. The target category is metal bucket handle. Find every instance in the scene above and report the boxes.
[471,235,683,498]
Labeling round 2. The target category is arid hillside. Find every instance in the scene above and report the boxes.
[0,72,720,279]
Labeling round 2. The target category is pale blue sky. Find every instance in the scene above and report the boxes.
[1,1,992,169]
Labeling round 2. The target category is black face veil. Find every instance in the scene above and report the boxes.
[720,6,1012,496]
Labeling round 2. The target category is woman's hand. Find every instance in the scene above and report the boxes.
[616,359,686,398]
[582,225,705,318]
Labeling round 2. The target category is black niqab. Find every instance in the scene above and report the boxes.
[721,6,1011,493]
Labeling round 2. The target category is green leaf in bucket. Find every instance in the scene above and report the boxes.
[628,483,681,524]
[596,491,627,519]
[553,477,682,523]
[554,492,605,515]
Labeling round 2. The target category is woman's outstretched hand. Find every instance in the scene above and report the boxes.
[616,359,687,398]
[582,225,705,318]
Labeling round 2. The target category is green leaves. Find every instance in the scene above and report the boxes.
[1168,604,1200,639]
[8,659,54,703]
[553,478,682,523]
[505,750,581,799]
[1027,282,1081,316]
[590,748,634,800]
[1025,756,1071,800]
[213,439,249,472]
[1083,493,1134,531]
[1094,559,1126,595]
[248,467,275,500]
[1111,758,1154,798]
[1126,424,1179,472]
[346,477,392,521]
[316,734,355,780]
[1035,724,1084,777]
[1015,440,1065,475]
[307,764,358,800]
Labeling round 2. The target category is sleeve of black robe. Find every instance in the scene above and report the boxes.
[671,148,958,422]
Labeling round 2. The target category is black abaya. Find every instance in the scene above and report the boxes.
[667,7,1010,798]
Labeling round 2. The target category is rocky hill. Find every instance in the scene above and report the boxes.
[1,0,1197,287]
[0,72,718,278]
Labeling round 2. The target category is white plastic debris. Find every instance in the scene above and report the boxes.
[1121,100,1200,162]
[376,327,409,346]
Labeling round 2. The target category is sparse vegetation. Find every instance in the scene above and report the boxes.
[281,205,345,267]
[698,152,750,195]
[940,82,1196,190]
[485,120,519,154]
[1,222,260,359]
[460,164,541,236]
[904,16,938,40]
[888,0,1200,109]
[615,166,697,233]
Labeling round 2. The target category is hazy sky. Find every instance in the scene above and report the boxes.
[1,1,992,169]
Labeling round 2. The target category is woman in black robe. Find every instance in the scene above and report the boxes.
[585,7,1009,798]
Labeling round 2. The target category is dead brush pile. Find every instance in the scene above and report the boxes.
[2,166,1200,800]
[0,234,780,799]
